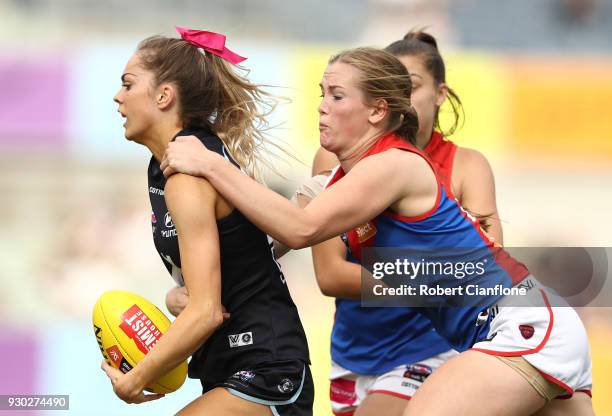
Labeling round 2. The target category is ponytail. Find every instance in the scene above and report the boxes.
[385,29,464,137]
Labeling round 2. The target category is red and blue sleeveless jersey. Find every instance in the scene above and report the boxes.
[328,133,529,366]
[423,131,457,192]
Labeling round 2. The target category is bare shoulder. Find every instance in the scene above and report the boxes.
[451,146,497,202]
[366,147,430,170]
[312,147,340,176]
[454,147,494,176]
[362,148,436,189]
[165,173,216,202]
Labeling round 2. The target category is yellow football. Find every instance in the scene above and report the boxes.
[93,290,188,393]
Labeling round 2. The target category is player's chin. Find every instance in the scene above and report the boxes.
[319,135,339,155]
[123,128,138,143]
[319,132,332,149]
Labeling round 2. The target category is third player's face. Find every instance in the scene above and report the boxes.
[113,53,159,143]
[397,55,447,143]
[318,62,373,154]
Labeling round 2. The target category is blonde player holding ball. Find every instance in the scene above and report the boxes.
[102,27,313,415]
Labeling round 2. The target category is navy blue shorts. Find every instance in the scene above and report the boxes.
[201,360,313,415]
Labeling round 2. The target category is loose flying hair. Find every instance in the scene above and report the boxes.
[328,47,419,145]
[136,35,279,180]
[385,30,464,137]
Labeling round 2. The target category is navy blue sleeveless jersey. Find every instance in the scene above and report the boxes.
[148,127,310,384]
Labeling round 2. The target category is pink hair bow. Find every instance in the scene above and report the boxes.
[175,26,246,65]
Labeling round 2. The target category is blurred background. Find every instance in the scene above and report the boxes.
[1,0,612,414]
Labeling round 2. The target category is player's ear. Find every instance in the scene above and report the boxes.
[156,83,176,110]
[368,98,388,125]
[436,83,448,107]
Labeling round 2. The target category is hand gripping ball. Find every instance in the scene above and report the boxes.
[93,290,187,393]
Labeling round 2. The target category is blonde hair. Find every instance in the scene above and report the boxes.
[137,35,281,180]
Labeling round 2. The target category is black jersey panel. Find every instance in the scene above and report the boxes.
[147,127,309,384]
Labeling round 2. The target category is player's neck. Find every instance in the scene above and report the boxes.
[415,127,434,150]
[145,121,183,162]
[338,129,384,172]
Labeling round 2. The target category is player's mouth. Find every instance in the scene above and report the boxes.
[118,110,127,126]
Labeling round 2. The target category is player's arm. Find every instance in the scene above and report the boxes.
[311,146,339,176]
[272,190,310,259]
[312,237,362,299]
[453,147,504,244]
[165,285,188,317]
[163,136,420,249]
[273,147,339,258]
[112,173,224,401]
[308,147,362,299]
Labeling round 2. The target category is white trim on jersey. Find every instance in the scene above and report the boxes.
[324,165,341,189]
[160,252,184,286]
[267,235,287,284]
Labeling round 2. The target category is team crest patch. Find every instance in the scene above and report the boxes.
[355,221,377,243]
[519,324,534,339]
[277,378,295,394]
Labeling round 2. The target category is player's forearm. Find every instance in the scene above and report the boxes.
[128,303,223,388]
[314,259,362,299]
[206,156,319,249]
[274,193,314,259]
[312,239,362,299]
